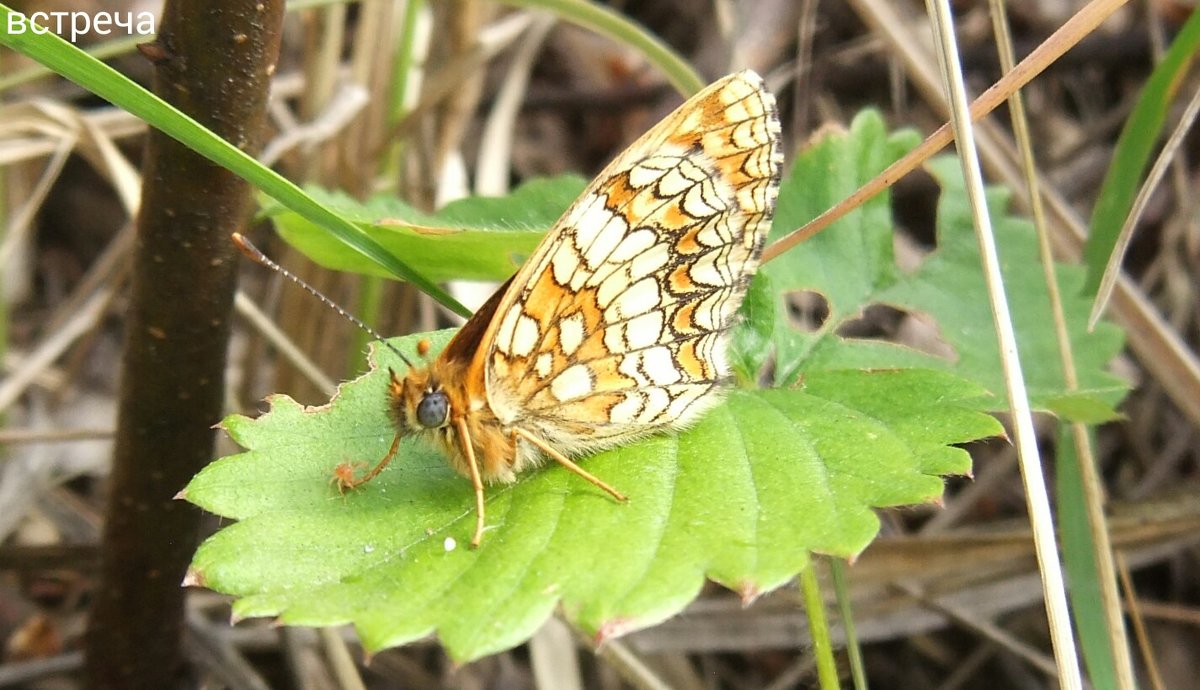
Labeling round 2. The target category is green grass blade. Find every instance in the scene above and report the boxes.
[1083,8,1200,297]
[1057,424,1121,690]
[0,32,145,92]
[0,4,470,318]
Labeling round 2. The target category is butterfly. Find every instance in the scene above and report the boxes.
[343,70,782,547]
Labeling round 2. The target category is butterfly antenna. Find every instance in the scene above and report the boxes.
[231,233,416,369]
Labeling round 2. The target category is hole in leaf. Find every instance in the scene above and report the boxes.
[782,289,830,332]
[836,305,957,361]
[892,166,940,248]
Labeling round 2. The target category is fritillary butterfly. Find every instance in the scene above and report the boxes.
[346,70,782,547]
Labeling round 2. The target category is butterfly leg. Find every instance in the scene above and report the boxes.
[511,427,627,502]
[335,432,402,492]
[454,416,489,548]
[330,460,369,495]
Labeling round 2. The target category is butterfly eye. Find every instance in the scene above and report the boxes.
[416,390,450,428]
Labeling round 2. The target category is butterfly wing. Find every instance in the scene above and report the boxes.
[473,70,782,455]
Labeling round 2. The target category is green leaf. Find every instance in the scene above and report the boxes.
[878,158,1128,415]
[0,4,469,317]
[760,111,1128,420]
[763,112,936,385]
[267,177,587,282]
[185,334,999,662]
[728,271,777,384]
[1083,8,1200,296]
[766,112,919,321]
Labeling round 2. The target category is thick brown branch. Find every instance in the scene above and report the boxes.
[84,2,284,688]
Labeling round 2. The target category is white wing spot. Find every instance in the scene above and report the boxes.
[609,393,643,424]
[702,333,730,377]
[695,215,732,248]
[511,313,540,357]
[656,166,695,197]
[682,181,723,218]
[724,99,750,124]
[738,185,766,214]
[606,276,660,320]
[680,109,703,132]
[740,91,766,117]
[666,385,710,421]
[689,249,727,286]
[570,194,609,249]
[552,244,581,286]
[624,311,664,350]
[694,290,733,331]
[535,352,553,378]
[491,353,510,379]
[638,387,671,422]
[581,213,628,269]
[496,305,521,354]
[628,243,670,281]
[559,313,585,355]
[596,270,624,310]
[642,346,682,385]
[617,350,648,385]
[731,119,764,150]
[608,228,658,263]
[678,157,709,181]
[604,324,629,355]
[550,364,594,402]
[628,156,678,188]
[721,75,756,103]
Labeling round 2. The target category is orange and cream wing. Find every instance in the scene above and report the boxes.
[478,70,782,453]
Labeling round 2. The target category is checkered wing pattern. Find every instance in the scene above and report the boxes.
[478,71,782,454]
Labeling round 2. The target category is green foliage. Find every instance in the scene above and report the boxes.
[1057,426,1120,690]
[185,112,1127,662]
[727,272,777,384]
[763,112,1127,421]
[265,177,587,283]
[767,113,918,321]
[187,332,997,660]
[1083,8,1200,296]
[881,158,1127,419]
